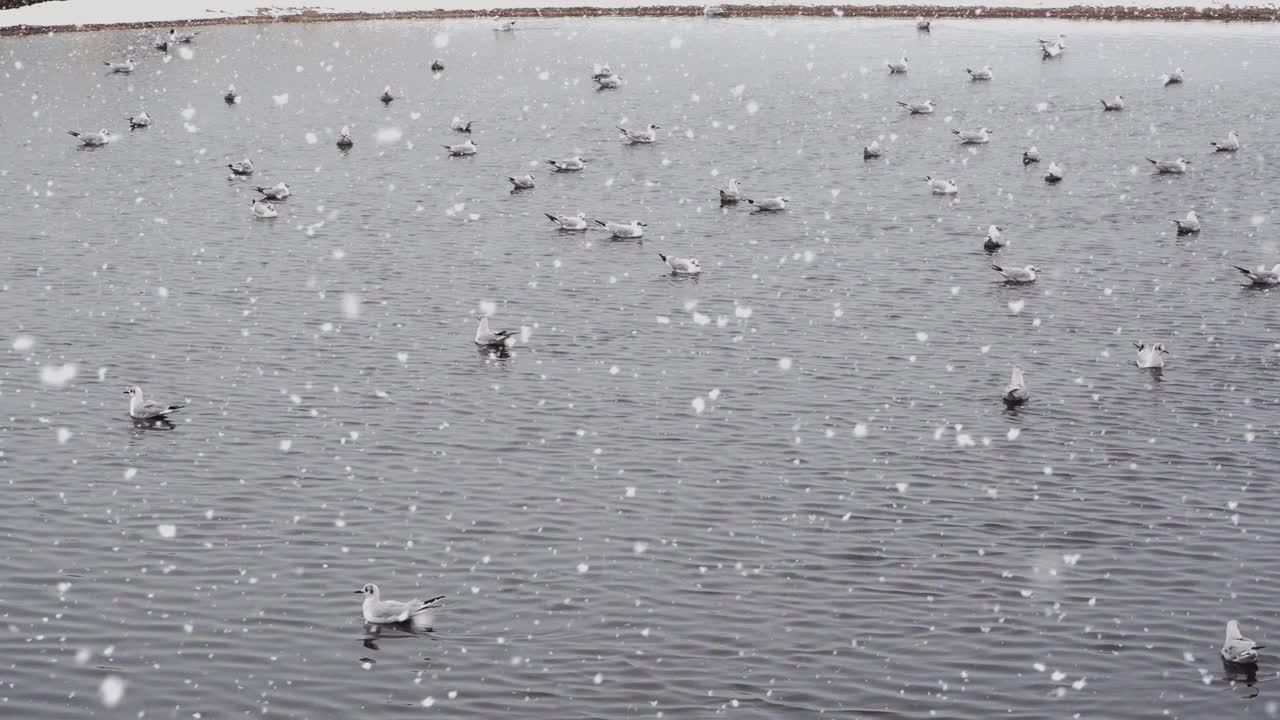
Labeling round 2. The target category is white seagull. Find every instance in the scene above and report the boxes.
[1002,366,1029,406]
[591,64,613,80]
[659,253,703,275]
[227,158,254,176]
[495,19,517,32]
[67,129,110,147]
[926,176,958,195]
[898,99,935,115]
[127,111,151,129]
[718,178,742,203]
[991,264,1039,283]
[255,182,291,200]
[1212,131,1241,152]
[1234,263,1280,288]
[475,316,516,348]
[887,56,909,74]
[915,16,931,30]
[1172,210,1200,235]
[546,156,586,172]
[355,583,444,625]
[443,139,478,157]
[952,127,991,144]
[967,65,993,81]
[1039,34,1066,58]
[451,117,473,133]
[251,199,278,218]
[124,385,184,420]
[1133,342,1169,369]
[1221,621,1264,665]
[747,196,789,212]
[1044,161,1064,183]
[595,219,646,238]
[1147,157,1190,174]
[1100,95,1124,111]
[983,225,1006,251]
[1161,67,1185,86]
[595,74,623,90]
[1023,146,1041,165]
[704,5,726,17]
[337,125,354,149]
[863,141,882,160]
[104,58,135,74]
[169,28,199,44]
[618,123,660,144]
[545,212,589,230]
[431,59,445,72]
[224,85,239,104]
[509,174,535,190]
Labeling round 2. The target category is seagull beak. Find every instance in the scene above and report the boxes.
[353,590,364,594]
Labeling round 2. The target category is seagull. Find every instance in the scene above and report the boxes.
[509,174,535,190]
[431,59,445,72]
[863,141,882,160]
[915,16,931,30]
[926,176,958,195]
[1212,130,1241,152]
[887,56,909,74]
[966,65,993,81]
[337,125,354,149]
[224,85,239,105]
[952,127,991,144]
[747,196,789,212]
[618,124,660,144]
[123,385,184,420]
[703,4,726,17]
[227,158,254,176]
[127,111,151,129]
[1172,210,1200,235]
[595,219,646,238]
[104,58,135,74]
[595,74,623,90]
[1039,34,1067,49]
[545,212,589,230]
[451,117,473,133]
[1022,146,1041,165]
[545,156,586,172]
[380,86,394,104]
[1040,42,1063,59]
[495,19,516,32]
[1234,263,1280,288]
[591,64,613,80]
[170,28,199,44]
[1160,67,1185,86]
[355,584,444,625]
[1222,620,1264,665]
[991,264,1039,283]
[154,37,170,52]
[443,139,478,157]
[254,182,291,200]
[1133,342,1169,369]
[718,178,742,203]
[983,225,1006,251]
[475,316,517,348]
[659,253,702,275]
[898,99,935,115]
[1003,366,1029,406]
[1044,161,1064,183]
[67,129,110,147]
[1148,157,1190,174]
[251,199,278,218]
[1100,95,1124,111]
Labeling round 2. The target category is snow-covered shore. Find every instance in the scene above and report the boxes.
[3,0,1277,31]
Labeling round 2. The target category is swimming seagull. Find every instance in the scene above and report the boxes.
[443,139,478,156]
[1233,263,1280,288]
[1172,210,1200,235]
[545,212,588,230]
[67,129,110,147]
[355,584,444,625]
[1212,131,1241,152]
[431,59,445,72]
[1133,342,1169,369]
[451,117,473,133]
[509,174,535,190]
[991,264,1039,283]
[659,253,702,275]
[475,316,517,348]
[127,111,151,129]
[1002,366,1029,406]
[591,64,613,80]
[495,19,517,32]
[915,16,931,30]
[1100,95,1124,111]
[595,219,647,238]
[104,58,135,74]
[898,99,935,114]
[545,212,589,230]
[925,176,958,195]
[595,74,623,90]
[227,158,254,176]
[966,65,993,81]
[251,199,278,218]
[224,85,239,104]
[170,28,199,44]
[380,86,394,104]
[154,37,170,52]
[887,56,909,74]
[337,125,354,149]
[123,385,184,420]
[1022,146,1040,165]
[983,225,1006,251]
[863,141,882,160]
[1222,621,1264,665]
[255,182,291,200]
[545,156,586,172]
[1147,157,1190,174]
[952,127,991,144]
[618,124,660,144]
[747,196,789,212]
[1160,67,1184,86]
[718,178,742,203]
[1044,161,1064,183]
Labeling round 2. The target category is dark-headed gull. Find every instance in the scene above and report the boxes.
[546,156,586,172]
[251,199,278,218]
[1133,342,1169,368]
[1100,95,1124,111]
[887,56,909,74]
[595,219,646,238]
[124,385,184,420]
[747,196,789,212]
[170,28,199,44]
[224,85,239,104]
[509,174,535,190]
[863,141,882,160]
[127,111,151,129]
[255,182,291,200]
[966,65,993,81]
[431,59,445,72]
[1002,366,1029,406]
[1148,157,1190,174]
[337,125,354,149]
[67,129,110,147]
[1212,131,1241,152]
[1221,621,1263,665]
[227,158,254,176]
[443,139,477,157]
[953,127,991,144]
[926,176,958,195]
[495,19,516,32]
[718,178,742,203]
[591,64,613,80]
[983,225,1006,252]
[380,86,394,104]
[618,124,660,144]
[1039,34,1066,59]
[1160,67,1184,86]
[451,117,473,133]
[1172,210,1200,235]
[659,253,702,275]
[355,583,444,625]
[475,316,516,348]
[1044,161,1064,183]
[1234,263,1280,288]
[104,58,135,74]
[992,264,1038,283]
[1023,146,1040,165]
[898,99,935,115]
[546,212,589,231]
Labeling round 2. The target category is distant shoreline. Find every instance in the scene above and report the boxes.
[4,3,1279,36]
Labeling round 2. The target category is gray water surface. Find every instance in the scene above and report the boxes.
[2,16,1279,719]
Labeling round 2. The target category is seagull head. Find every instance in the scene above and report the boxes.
[355,583,379,596]
[1154,343,1169,354]
[1178,157,1190,164]
[635,221,648,227]
[123,385,141,396]
[1028,266,1041,273]
[649,124,661,130]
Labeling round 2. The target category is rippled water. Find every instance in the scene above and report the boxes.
[2,15,1280,719]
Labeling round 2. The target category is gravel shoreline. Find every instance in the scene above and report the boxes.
[4,3,1278,36]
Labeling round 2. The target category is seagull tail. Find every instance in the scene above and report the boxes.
[593,219,607,227]
[1145,158,1157,164]
[990,264,1003,273]
[67,130,79,137]
[950,129,960,135]
[1234,266,1255,278]
[658,253,668,263]
[545,213,560,223]
[896,101,909,108]
[1132,342,1144,350]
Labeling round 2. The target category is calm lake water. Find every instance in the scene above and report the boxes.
[2,15,1279,719]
